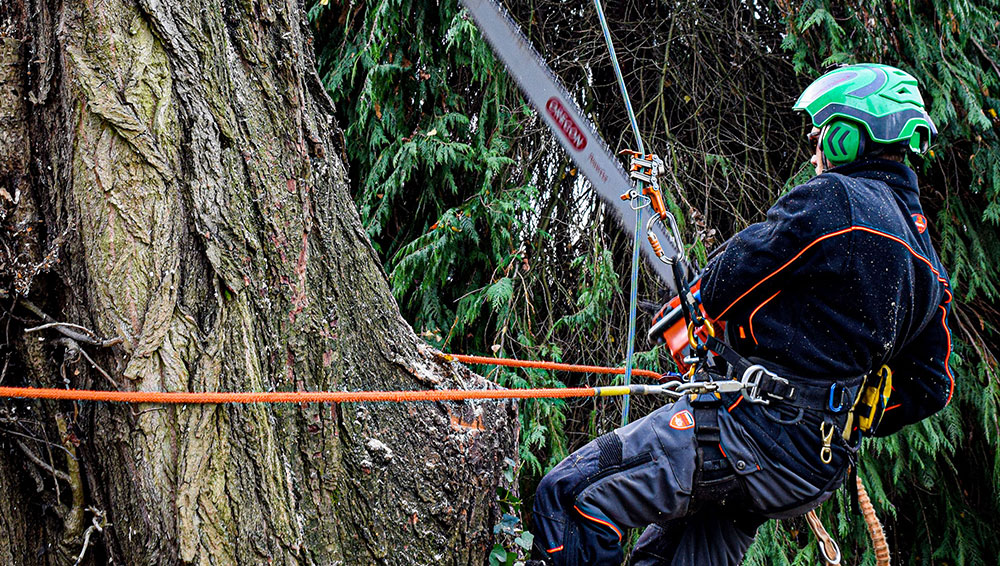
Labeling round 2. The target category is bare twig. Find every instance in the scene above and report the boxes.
[73,525,95,566]
[0,427,76,458]
[971,37,1000,83]
[18,299,123,348]
[130,406,166,418]
[15,439,71,483]
[78,347,119,389]
[73,508,107,566]
[25,322,100,338]
[45,433,61,501]
[56,414,86,546]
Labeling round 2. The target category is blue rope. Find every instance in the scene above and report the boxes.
[592,0,646,426]
[621,206,644,426]
[593,0,644,154]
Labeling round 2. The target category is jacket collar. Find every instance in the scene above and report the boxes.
[828,157,920,195]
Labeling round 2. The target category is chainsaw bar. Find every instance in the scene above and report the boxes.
[459,0,682,289]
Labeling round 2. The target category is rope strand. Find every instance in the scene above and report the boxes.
[445,354,663,381]
[857,473,891,565]
[0,354,666,405]
[591,0,648,426]
[0,385,602,404]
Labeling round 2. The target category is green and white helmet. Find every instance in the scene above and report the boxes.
[793,64,937,164]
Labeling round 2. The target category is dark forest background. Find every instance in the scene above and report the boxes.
[304,0,1000,563]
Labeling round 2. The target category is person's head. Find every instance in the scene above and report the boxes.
[794,64,936,174]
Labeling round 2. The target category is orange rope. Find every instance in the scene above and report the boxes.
[0,354,665,404]
[0,386,599,404]
[446,354,664,381]
[857,474,891,565]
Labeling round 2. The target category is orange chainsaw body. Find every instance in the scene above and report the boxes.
[649,279,724,372]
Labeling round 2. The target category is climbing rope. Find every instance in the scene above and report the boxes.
[0,354,671,404]
[0,384,660,404]
[805,509,842,566]
[446,354,663,381]
[804,474,891,566]
[592,0,648,427]
[857,473,891,566]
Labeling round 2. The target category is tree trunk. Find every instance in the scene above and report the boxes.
[0,1,518,564]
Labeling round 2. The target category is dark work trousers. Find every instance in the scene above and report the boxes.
[532,393,852,566]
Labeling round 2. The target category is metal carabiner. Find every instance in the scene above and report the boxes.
[686,318,716,350]
[646,211,685,266]
[740,364,779,405]
[819,421,835,464]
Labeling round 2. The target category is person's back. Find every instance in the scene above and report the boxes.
[701,157,952,432]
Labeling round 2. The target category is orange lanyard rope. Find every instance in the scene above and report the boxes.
[0,354,665,404]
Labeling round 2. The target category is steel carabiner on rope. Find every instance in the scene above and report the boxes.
[646,212,685,266]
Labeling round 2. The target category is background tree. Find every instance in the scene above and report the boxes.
[0,1,517,564]
[310,0,1000,563]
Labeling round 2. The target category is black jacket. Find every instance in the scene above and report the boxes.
[701,158,953,436]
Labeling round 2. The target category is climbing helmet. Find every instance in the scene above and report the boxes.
[793,64,937,165]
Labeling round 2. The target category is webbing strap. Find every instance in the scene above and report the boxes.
[690,397,737,501]
[703,336,863,411]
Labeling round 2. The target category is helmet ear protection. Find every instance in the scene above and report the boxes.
[821,119,868,167]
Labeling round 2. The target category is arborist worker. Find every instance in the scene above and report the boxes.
[528,63,953,566]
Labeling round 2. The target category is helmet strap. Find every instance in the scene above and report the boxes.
[819,125,833,171]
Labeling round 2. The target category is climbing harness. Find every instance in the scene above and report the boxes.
[689,394,740,501]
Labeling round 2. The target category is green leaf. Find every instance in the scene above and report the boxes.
[488,545,507,566]
[515,531,534,550]
[486,277,514,312]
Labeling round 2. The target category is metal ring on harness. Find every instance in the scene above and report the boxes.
[687,319,716,350]
[739,364,787,405]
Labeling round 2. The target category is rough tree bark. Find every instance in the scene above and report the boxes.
[0,1,518,564]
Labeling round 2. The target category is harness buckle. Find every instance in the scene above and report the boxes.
[740,364,791,405]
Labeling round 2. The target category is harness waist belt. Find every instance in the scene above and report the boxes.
[704,336,864,411]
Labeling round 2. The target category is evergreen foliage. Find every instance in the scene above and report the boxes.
[310,0,1000,562]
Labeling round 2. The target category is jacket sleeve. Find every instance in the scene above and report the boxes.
[872,292,954,436]
[701,175,852,321]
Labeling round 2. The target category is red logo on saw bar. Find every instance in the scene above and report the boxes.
[546,97,587,151]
